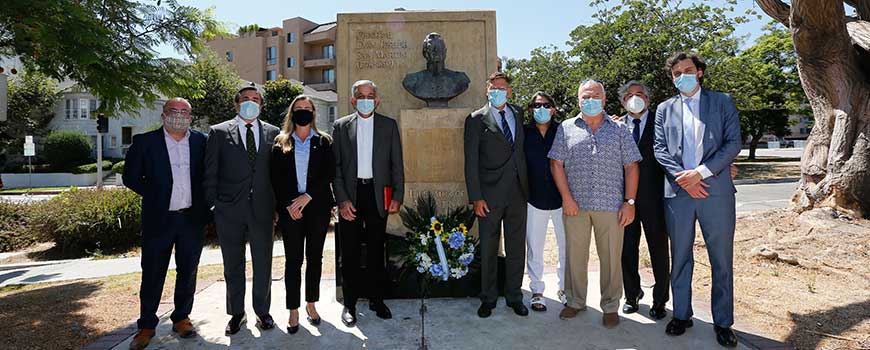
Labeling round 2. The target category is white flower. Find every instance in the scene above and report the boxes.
[420,235,428,246]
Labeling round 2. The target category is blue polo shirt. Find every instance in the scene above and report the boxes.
[524,121,562,210]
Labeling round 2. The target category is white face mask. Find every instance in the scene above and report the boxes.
[625,95,646,114]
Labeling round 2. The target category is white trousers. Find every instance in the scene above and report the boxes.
[525,203,566,294]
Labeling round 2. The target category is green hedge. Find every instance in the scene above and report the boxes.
[69,160,113,174]
[43,131,91,169]
[111,160,125,174]
[0,201,47,252]
[28,187,141,253]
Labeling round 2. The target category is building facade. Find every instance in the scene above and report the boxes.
[207,17,337,91]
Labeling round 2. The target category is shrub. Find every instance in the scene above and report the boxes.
[0,201,46,252]
[29,187,141,254]
[68,161,112,174]
[43,131,92,169]
[111,160,125,174]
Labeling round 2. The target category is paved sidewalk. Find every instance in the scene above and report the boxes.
[106,273,763,350]
[0,239,335,287]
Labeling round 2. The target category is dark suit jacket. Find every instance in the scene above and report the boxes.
[204,118,280,222]
[654,89,742,198]
[463,103,529,206]
[270,134,336,215]
[332,112,405,218]
[123,128,209,234]
[619,111,665,207]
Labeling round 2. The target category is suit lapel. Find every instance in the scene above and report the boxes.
[189,130,201,181]
[347,114,359,174]
[640,112,655,147]
[673,97,684,164]
[510,104,523,145]
[481,105,508,146]
[154,129,172,182]
[227,119,244,152]
[256,119,270,156]
[698,90,711,157]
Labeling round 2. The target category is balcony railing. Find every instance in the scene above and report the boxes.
[304,57,336,68]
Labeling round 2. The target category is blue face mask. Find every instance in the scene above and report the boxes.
[356,98,375,115]
[239,101,260,120]
[580,98,604,116]
[674,73,699,94]
[488,89,508,108]
[533,107,551,124]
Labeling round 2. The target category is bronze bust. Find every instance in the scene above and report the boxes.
[402,33,470,107]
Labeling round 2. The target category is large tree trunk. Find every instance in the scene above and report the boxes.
[749,135,761,161]
[757,0,870,218]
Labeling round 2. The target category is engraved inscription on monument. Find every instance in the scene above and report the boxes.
[353,30,410,71]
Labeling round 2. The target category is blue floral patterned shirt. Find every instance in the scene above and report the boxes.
[547,115,642,212]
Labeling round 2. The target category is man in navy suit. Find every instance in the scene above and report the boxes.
[123,97,210,350]
[654,52,741,347]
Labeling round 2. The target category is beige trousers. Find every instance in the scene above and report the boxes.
[563,210,624,313]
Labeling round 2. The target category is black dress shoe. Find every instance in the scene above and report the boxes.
[477,302,496,318]
[341,307,357,327]
[622,291,644,314]
[286,324,299,334]
[649,303,667,320]
[665,318,694,336]
[714,326,738,347]
[225,313,247,335]
[369,300,392,319]
[255,314,275,330]
[506,302,529,316]
[307,316,321,326]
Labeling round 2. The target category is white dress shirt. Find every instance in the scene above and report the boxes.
[356,113,375,179]
[163,128,192,210]
[626,110,649,141]
[236,116,260,151]
[680,89,713,178]
[489,103,516,141]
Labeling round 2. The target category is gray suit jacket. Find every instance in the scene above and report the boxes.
[463,103,529,206]
[653,89,742,198]
[332,112,405,218]
[204,118,281,222]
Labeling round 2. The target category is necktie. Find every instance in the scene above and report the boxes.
[245,123,256,167]
[632,118,641,144]
[682,98,696,169]
[499,110,514,148]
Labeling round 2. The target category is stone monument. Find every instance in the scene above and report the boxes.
[337,10,498,235]
[402,33,470,107]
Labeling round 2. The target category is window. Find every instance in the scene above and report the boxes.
[266,70,277,81]
[322,44,335,59]
[122,127,133,145]
[266,47,277,65]
[89,99,98,115]
[110,135,118,148]
[287,57,295,68]
[271,30,278,37]
[322,68,335,83]
[287,32,295,43]
[65,99,74,119]
[328,106,336,123]
[226,51,233,62]
[79,98,89,119]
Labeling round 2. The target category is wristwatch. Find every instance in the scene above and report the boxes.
[624,198,636,206]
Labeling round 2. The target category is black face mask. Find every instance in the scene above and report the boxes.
[292,109,314,126]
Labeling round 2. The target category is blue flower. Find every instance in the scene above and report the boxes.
[429,263,445,277]
[459,253,474,266]
[448,232,465,249]
[417,265,426,273]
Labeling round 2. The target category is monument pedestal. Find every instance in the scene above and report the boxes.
[385,107,476,236]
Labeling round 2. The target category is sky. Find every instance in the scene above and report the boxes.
[156,0,772,60]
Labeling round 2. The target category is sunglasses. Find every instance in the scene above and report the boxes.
[531,102,552,109]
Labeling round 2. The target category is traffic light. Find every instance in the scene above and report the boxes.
[96,113,108,133]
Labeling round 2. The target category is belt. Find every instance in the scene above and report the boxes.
[357,178,374,185]
[169,207,192,215]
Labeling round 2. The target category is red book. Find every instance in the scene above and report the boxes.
[384,186,393,211]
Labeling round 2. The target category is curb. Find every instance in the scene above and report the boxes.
[83,281,217,350]
[0,258,90,271]
[733,178,799,185]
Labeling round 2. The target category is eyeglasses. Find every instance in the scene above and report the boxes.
[531,102,552,109]
[167,108,191,115]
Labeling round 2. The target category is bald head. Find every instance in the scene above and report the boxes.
[578,80,605,100]
[163,97,192,114]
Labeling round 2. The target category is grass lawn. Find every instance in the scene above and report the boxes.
[0,187,70,194]
[734,156,801,181]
